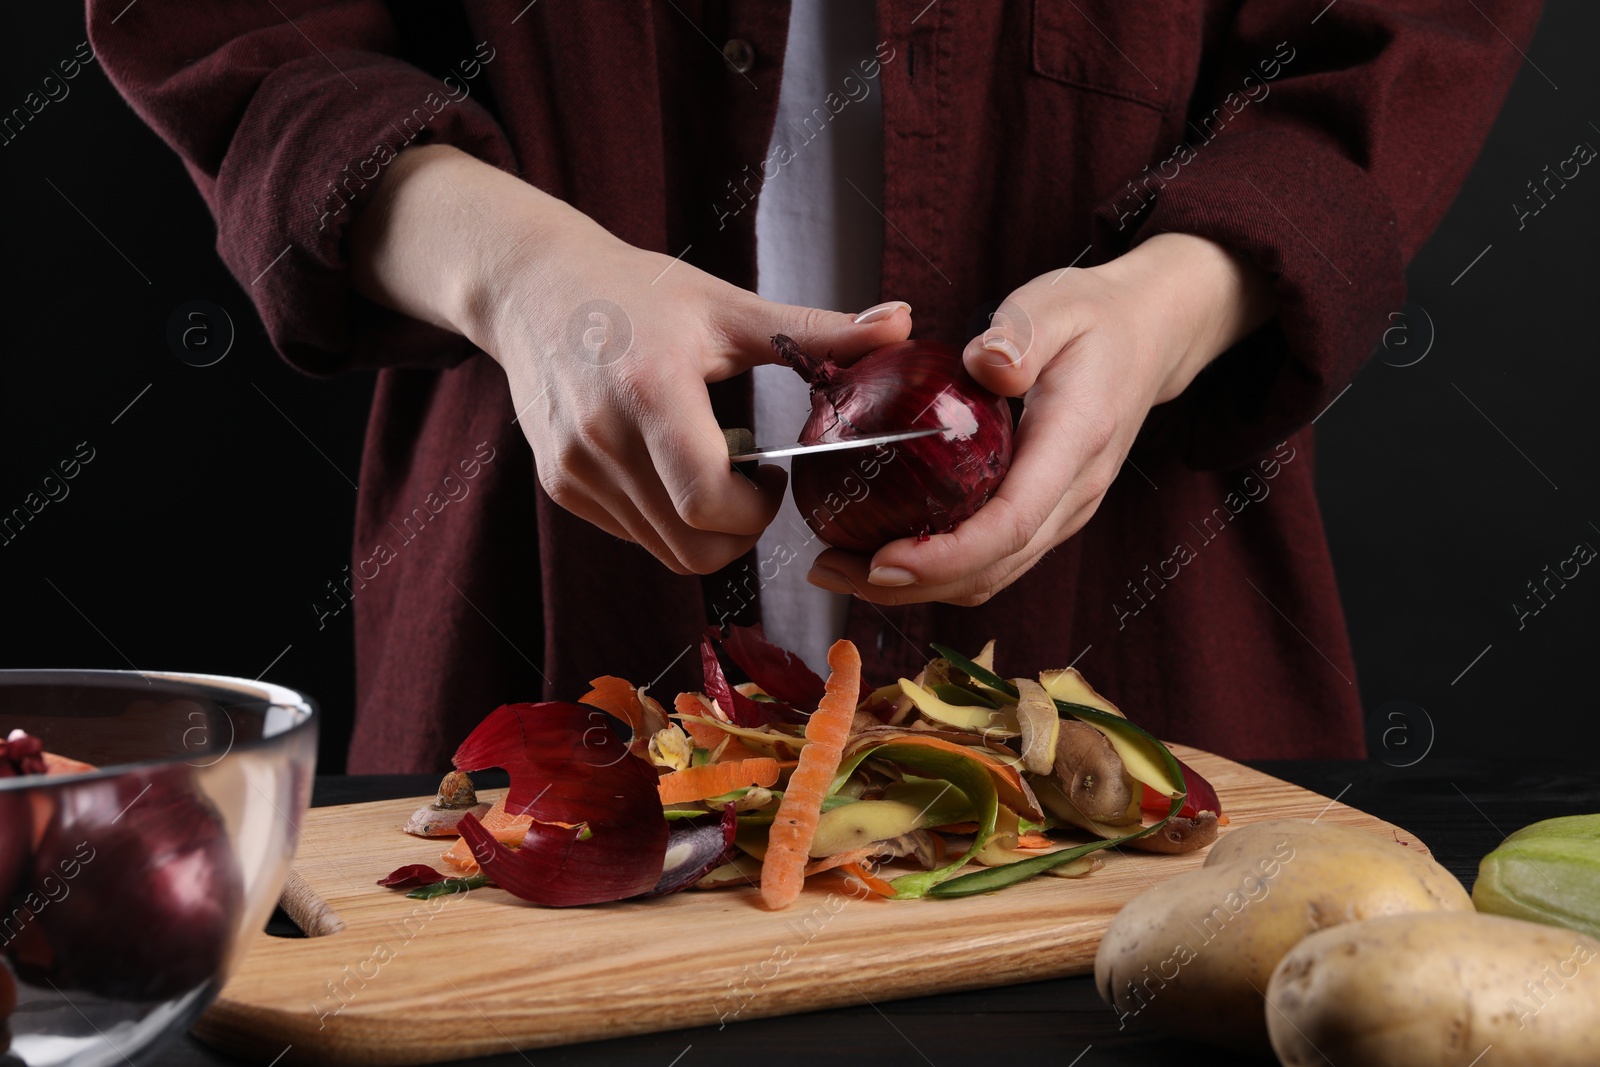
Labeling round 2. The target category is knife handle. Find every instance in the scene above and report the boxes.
[722,427,758,479]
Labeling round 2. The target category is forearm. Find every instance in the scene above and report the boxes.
[348,144,610,353]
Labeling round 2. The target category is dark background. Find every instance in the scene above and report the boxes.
[2,3,1595,775]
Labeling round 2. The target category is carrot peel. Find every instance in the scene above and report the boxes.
[842,861,897,898]
[760,639,861,910]
[657,757,780,804]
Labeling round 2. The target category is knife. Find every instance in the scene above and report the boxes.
[721,427,945,473]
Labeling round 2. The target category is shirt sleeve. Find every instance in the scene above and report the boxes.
[88,0,518,375]
[1093,0,1544,469]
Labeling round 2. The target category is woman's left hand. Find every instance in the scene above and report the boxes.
[806,232,1277,606]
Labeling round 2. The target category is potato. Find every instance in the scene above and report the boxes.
[1094,819,1470,1054]
[1268,912,1600,1066]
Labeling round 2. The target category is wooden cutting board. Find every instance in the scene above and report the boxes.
[194,746,1430,1066]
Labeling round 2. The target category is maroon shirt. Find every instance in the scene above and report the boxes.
[91,0,1538,770]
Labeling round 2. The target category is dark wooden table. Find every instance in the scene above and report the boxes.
[169,758,1597,1066]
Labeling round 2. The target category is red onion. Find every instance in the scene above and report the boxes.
[1,732,47,914]
[1,789,29,909]
[773,336,1013,553]
[7,767,242,1002]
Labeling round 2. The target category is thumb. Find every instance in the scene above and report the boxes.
[962,287,1064,398]
[720,295,914,373]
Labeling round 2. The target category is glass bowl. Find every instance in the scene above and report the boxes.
[0,670,317,1067]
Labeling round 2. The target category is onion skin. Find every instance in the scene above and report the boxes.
[720,623,827,709]
[1140,756,1225,821]
[642,806,739,898]
[452,703,671,906]
[774,336,1013,553]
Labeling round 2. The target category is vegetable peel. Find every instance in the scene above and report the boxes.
[406,637,1217,910]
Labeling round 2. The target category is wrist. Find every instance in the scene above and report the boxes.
[1104,232,1277,405]
[349,144,600,361]
[452,176,605,360]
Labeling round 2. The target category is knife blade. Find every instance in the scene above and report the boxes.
[726,427,946,464]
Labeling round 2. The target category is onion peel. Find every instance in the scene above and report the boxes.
[451,703,668,906]
[377,864,450,889]
[721,623,873,705]
[700,632,807,726]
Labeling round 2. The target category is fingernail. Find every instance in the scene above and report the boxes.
[981,331,1024,368]
[807,565,854,593]
[853,300,911,325]
[867,566,917,587]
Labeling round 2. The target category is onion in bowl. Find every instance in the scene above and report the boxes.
[6,764,243,1002]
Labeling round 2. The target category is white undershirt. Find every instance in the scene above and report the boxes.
[753,0,886,678]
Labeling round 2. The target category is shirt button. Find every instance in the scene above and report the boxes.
[722,38,756,73]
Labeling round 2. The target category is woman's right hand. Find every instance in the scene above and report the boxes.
[351,145,913,575]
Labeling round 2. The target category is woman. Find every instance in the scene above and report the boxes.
[90,0,1539,770]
